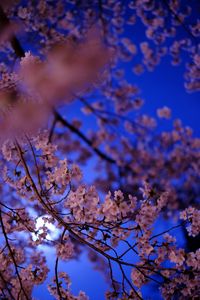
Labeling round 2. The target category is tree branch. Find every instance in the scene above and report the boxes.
[54,110,116,164]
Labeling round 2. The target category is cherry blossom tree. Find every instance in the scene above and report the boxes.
[0,1,199,299]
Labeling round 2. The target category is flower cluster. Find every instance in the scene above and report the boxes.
[180,207,200,237]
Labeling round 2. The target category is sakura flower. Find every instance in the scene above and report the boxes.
[169,249,185,266]
[157,106,171,119]
[56,236,74,261]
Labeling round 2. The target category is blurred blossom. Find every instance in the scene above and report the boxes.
[0,3,23,46]
[0,98,50,142]
[20,30,111,104]
[0,21,21,44]
[0,1,20,10]
[0,29,110,141]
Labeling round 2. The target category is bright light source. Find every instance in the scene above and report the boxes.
[32,214,60,242]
